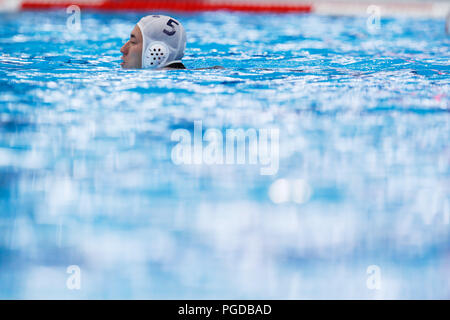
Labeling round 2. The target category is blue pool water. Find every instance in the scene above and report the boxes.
[0,10,449,299]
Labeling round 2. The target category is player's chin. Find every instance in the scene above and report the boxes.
[121,62,140,69]
[120,59,132,69]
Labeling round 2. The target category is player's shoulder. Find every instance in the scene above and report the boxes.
[163,62,187,69]
[163,63,225,70]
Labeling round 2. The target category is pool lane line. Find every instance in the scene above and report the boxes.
[7,0,450,18]
[19,0,312,13]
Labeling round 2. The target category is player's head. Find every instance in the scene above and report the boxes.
[120,15,186,69]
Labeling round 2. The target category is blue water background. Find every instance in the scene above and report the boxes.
[0,10,449,298]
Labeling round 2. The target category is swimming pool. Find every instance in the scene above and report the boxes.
[0,10,449,299]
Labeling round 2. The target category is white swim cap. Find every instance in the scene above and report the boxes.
[137,15,187,69]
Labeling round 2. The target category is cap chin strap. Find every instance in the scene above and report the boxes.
[142,41,170,69]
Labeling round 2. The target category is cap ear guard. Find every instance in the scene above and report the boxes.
[142,41,170,69]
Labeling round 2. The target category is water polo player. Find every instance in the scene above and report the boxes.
[120,15,187,70]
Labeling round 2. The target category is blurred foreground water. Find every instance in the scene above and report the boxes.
[0,11,449,298]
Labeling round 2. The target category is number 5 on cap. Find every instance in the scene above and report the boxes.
[163,19,179,36]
